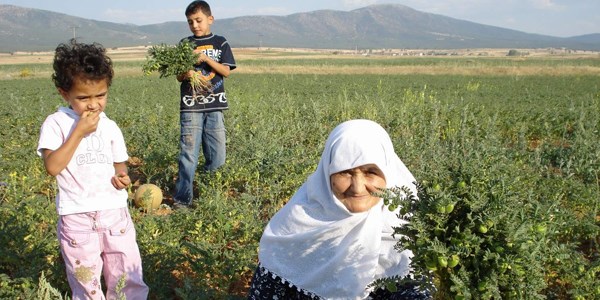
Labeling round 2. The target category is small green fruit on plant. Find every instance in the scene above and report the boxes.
[448,255,460,268]
[534,224,547,234]
[478,224,488,234]
[426,258,438,271]
[436,204,447,214]
[437,256,448,268]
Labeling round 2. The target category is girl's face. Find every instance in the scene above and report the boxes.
[330,164,386,213]
[186,10,214,37]
[58,77,108,116]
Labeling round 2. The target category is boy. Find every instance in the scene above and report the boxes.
[37,39,149,299]
[173,0,236,208]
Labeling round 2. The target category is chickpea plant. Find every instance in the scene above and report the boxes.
[373,175,556,300]
[142,40,210,95]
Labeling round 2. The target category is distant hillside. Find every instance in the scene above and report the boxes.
[566,33,600,45]
[0,5,154,52]
[0,4,599,52]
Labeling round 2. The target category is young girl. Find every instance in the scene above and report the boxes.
[37,39,149,299]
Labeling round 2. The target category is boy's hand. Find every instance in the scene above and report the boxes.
[196,51,210,64]
[186,70,196,78]
[112,171,131,190]
[177,70,195,82]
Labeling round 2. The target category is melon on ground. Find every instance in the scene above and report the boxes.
[134,184,163,211]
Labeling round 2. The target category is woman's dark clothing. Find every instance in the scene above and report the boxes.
[247,264,432,300]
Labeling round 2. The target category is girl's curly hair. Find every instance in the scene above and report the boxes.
[52,39,113,91]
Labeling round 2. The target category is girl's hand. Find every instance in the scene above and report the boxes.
[112,171,131,190]
[75,110,100,136]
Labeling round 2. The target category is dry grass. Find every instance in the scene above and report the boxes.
[1,47,599,79]
[232,64,600,76]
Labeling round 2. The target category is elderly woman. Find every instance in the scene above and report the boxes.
[247,119,430,299]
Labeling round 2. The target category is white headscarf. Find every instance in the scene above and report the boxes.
[258,119,417,299]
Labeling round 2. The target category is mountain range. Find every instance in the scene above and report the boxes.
[1,4,599,53]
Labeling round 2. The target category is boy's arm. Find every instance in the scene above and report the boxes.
[176,60,230,82]
[41,111,100,176]
[177,51,233,81]
[198,52,232,77]
[111,162,131,190]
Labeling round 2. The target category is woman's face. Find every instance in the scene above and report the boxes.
[330,164,386,213]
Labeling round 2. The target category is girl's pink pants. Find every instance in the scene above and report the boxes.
[58,207,149,300]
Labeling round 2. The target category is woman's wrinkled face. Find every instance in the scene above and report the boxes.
[330,164,386,213]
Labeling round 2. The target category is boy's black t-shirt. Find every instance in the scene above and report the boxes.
[179,34,236,112]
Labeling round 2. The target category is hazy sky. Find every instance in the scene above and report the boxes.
[1,0,598,37]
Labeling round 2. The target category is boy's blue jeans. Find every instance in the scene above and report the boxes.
[174,111,226,205]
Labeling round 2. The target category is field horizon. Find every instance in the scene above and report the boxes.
[1,46,600,82]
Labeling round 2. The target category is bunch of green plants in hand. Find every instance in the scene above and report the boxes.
[142,40,210,95]
[374,172,559,300]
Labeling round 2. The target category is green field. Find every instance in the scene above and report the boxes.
[1,54,599,299]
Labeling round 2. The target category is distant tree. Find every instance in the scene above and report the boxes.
[507,49,520,56]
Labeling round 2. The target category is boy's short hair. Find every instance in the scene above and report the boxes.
[185,0,212,17]
[52,39,113,91]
